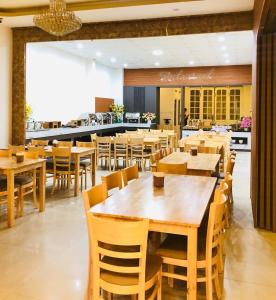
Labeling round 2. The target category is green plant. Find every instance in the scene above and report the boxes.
[110,103,125,122]
[26,103,33,120]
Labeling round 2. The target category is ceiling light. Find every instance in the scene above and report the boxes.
[173,8,180,12]
[223,53,229,58]
[221,45,227,51]
[154,62,160,67]
[152,49,163,56]
[225,59,231,64]
[110,57,117,63]
[96,51,102,57]
[123,63,128,68]
[33,0,82,37]
[76,43,83,49]
[189,60,194,65]
[218,35,226,42]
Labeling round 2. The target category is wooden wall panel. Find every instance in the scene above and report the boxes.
[124,65,252,87]
[95,97,114,112]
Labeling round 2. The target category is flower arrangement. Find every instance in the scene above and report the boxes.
[25,103,33,120]
[110,103,125,122]
[142,112,156,122]
[240,116,252,129]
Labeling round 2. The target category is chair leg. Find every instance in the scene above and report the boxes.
[157,269,162,300]
[19,188,24,217]
[68,174,71,192]
[214,267,222,299]
[205,266,213,300]
[51,174,56,195]
[168,265,174,288]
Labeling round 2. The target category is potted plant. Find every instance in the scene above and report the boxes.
[142,112,156,124]
[26,103,33,121]
[240,116,252,132]
[110,104,125,123]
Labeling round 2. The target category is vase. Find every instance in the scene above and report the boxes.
[244,128,248,132]
[147,120,151,125]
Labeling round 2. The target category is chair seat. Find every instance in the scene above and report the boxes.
[100,254,162,286]
[14,175,33,186]
[156,234,213,262]
[80,159,91,168]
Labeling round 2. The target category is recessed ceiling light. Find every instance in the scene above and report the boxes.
[123,63,128,68]
[223,53,229,58]
[189,60,194,65]
[76,43,83,49]
[110,57,117,63]
[225,59,231,64]
[96,51,102,57]
[152,49,163,56]
[154,62,160,67]
[173,8,180,12]
[218,35,226,42]
[221,45,227,51]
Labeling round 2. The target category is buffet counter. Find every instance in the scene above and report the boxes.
[26,123,154,142]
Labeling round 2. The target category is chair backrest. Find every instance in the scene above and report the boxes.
[213,182,228,203]
[206,194,227,264]
[97,136,111,155]
[27,146,46,158]
[24,150,39,159]
[122,164,139,186]
[165,147,173,156]
[90,133,97,142]
[101,171,123,194]
[82,183,108,212]
[150,129,161,134]
[198,146,219,154]
[226,157,235,174]
[76,141,96,148]
[88,215,149,297]
[52,147,71,172]
[157,162,188,175]
[9,145,25,155]
[114,137,128,155]
[224,172,233,198]
[31,139,49,146]
[0,149,12,158]
[57,141,73,147]
[150,152,158,164]
[159,133,169,148]
[129,138,144,157]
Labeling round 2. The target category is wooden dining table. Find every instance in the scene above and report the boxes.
[45,146,96,196]
[159,152,221,176]
[90,173,217,300]
[0,157,46,228]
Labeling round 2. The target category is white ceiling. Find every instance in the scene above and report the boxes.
[33,31,253,69]
[2,0,254,27]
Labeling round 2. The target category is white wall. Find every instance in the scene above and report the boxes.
[0,25,12,148]
[26,44,123,124]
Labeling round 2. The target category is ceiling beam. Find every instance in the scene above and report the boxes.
[0,0,201,17]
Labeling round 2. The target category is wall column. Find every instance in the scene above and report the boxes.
[0,25,12,148]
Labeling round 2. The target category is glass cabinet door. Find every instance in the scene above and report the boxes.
[202,88,214,121]
[189,89,201,120]
[215,88,227,122]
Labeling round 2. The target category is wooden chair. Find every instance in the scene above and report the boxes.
[0,149,12,158]
[14,151,39,216]
[57,141,73,147]
[9,145,25,155]
[51,147,73,194]
[87,215,162,300]
[76,141,96,189]
[150,152,159,172]
[31,139,49,146]
[90,133,97,142]
[82,183,108,300]
[159,133,169,149]
[122,165,139,186]
[150,129,162,134]
[101,171,123,196]
[28,145,46,158]
[198,146,219,154]
[113,137,129,170]
[97,136,112,171]
[157,163,188,175]
[165,147,173,156]
[129,137,150,172]
[156,193,227,300]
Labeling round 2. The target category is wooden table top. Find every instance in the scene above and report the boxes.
[90,173,217,228]
[44,146,95,154]
[182,139,224,149]
[159,152,221,171]
[0,157,45,170]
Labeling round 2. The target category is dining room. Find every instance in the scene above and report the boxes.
[1,1,276,300]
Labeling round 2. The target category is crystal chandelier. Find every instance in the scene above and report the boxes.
[33,0,82,37]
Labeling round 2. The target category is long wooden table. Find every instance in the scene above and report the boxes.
[159,152,221,176]
[90,173,217,300]
[45,146,96,196]
[0,157,46,228]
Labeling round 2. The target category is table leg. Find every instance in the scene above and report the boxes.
[39,161,46,212]
[91,152,96,186]
[74,154,80,196]
[7,170,15,228]
[187,227,198,300]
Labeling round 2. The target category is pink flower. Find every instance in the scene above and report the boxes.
[240,117,252,128]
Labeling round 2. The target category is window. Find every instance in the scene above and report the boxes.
[215,89,227,120]
[203,89,213,120]
[190,89,200,119]
[230,89,241,120]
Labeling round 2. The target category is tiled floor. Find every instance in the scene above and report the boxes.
[0,152,276,299]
